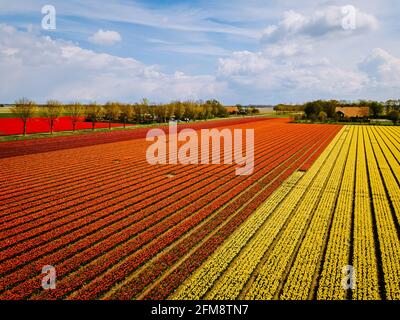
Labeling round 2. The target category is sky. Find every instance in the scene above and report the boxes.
[0,0,399,105]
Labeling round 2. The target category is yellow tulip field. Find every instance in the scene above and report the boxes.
[172,126,400,300]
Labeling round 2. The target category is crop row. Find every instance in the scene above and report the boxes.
[36,126,317,300]
[363,127,400,299]
[0,117,268,188]
[170,127,344,300]
[351,127,380,299]
[1,121,288,251]
[0,163,222,257]
[1,168,230,298]
[0,136,244,231]
[211,128,347,300]
[0,120,291,216]
[171,125,400,301]
[0,120,343,300]
[47,124,340,300]
[0,117,272,159]
[1,119,300,298]
[279,127,354,300]
[137,127,341,300]
[316,126,358,299]
[0,125,250,209]
[171,171,305,300]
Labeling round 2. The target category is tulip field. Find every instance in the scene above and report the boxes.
[0,117,128,136]
[0,118,399,300]
[173,125,400,300]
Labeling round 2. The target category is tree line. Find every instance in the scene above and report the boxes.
[274,100,400,124]
[9,98,230,135]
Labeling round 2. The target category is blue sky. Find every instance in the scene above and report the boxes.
[1,0,400,104]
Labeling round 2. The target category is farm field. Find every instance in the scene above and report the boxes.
[0,119,399,300]
[0,118,343,300]
[172,125,400,300]
[0,117,269,159]
[0,117,129,136]
[3,0,400,308]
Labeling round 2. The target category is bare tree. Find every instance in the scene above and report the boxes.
[104,102,121,130]
[66,102,84,132]
[85,103,103,131]
[11,98,37,136]
[41,100,63,134]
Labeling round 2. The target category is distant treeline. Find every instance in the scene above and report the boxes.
[274,99,400,123]
[7,98,231,135]
[231,104,260,115]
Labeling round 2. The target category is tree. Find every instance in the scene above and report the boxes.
[248,106,259,114]
[66,102,84,132]
[141,98,150,106]
[201,103,212,120]
[183,101,195,120]
[213,100,228,117]
[119,104,134,128]
[386,99,400,113]
[273,104,282,114]
[385,100,395,114]
[41,100,63,134]
[173,101,184,120]
[104,102,121,130]
[304,101,323,119]
[368,101,383,118]
[273,104,304,114]
[309,113,318,122]
[139,98,151,123]
[318,111,328,122]
[11,98,37,136]
[388,110,400,125]
[133,103,142,123]
[193,105,202,120]
[323,100,339,118]
[85,103,103,131]
[167,103,175,121]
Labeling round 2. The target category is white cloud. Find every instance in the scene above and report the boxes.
[217,45,400,103]
[217,49,368,98]
[261,6,379,43]
[0,24,226,103]
[0,0,398,105]
[263,41,313,58]
[88,29,122,46]
[211,4,391,103]
[218,51,271,76]
[359,48,400,87]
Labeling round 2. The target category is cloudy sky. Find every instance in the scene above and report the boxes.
[0,0,399,104]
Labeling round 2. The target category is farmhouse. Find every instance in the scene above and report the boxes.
[335,106,369,119]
